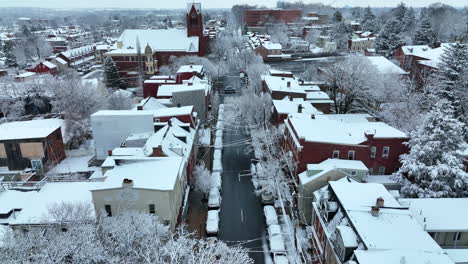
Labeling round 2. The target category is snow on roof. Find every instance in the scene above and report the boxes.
[0,119,63,141]
[16,72,36,78]
[143,119,195,157]
[93,106,192,118]
[115,29,199,53]
[336,225,358,248]
[366,56,407,75]
[399,198,468,232]
[187,2,201,13]
[0,182,97,225]
[306,91,331,101]
[60,45,94,59]
[288,117,406,145]
[354,249,454,264]
[444,249,468,264]
[402,44,452,69]
[273,98,322,115]
[42,61,57,69]
[94,158,183,191]
[262,41,282,50]
[53,57,67,65]
[157,84,205,97]
[300,159,367,185]
[401,45,430,56]
[153,106,193,118]
[177,65,203,74]
[269,69,293,75]
[47,153,98,175]
[133,97,168,111]
[262,75,306,95]
[330,182,446,255]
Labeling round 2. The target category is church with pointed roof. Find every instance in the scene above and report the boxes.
[104,3,207,84]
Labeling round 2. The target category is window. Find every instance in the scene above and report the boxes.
[351,170,357,176]
[378,167,385,175]
[163,219,170,225]
[370,146,376,159]
[105,205,112,217]
[382,146,390,159]
[369,168,374,175]
[454,232,461,241]
[149,204,155,214]
[332,150,339,159]
[348,151,355,160]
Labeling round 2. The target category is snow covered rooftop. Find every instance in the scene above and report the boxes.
[273,98,322,115]
[366,56,407,75]
[288,117,407,145]
[299,159,368,186]
[177,65,203,74]
[133,97,168,111]
[113,29,199,53]
[399,198,468,232]
[94,158,184,191]
[157,84,205,97]
[354,249,454,264]
[330,182,448,260]
[401,43,453,69]
[0,182,97,225]
[0,119,63,141]
[42,61,57,69]
[262,75,306,95]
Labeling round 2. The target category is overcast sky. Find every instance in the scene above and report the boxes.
[0,0,466,9]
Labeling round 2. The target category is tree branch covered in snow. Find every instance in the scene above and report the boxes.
[191,162,212,195]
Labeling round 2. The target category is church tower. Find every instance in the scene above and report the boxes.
[187,3,203,38]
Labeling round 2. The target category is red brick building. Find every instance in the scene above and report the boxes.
[243,9,302,27]
[283,115,408,176]
[26,61,58,75]
[105,3,208,84]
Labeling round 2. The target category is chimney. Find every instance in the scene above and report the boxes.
[287,81,291,88]
[122,178,134,188]
[190,65,193,68]
[137,105,143,110]
[301,80,304,85]
[298,104,303,113]
[376,197,384,208]
[371,206,380,217]
[311,114,315,119]
[168,119,172,127]
[289,95,293,101]
[177,103,181,108]
[281,77,285,80]
[108,150,113,156]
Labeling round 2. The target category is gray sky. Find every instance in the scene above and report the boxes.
[0,0,466,9]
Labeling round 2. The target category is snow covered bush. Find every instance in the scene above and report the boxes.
[191,162,212,196]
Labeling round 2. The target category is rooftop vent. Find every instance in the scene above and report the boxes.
[376,197,384,208]
[122,178,134,188]
[371,206,380,217]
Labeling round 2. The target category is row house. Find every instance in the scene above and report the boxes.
[311,181,455,264]
[272,97,322,124]
[393,43,450,83]
[26,61,58,75]
[0,119,66,172]
[95,117,198,230]
[283,114,408,175]
[400,198,468,263]
[91,106,196,160]
[57,45,95,68]
[243,9,302,28]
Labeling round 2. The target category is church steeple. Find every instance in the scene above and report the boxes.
[186,3,203,38]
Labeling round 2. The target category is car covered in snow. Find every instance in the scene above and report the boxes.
[263,205,278,226]
[206,210,219,236]
[274,255,289,264]
[208,187,221,209]
[268,224,286,256]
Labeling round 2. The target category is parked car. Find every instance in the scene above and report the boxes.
[224,86,236,94]
[264,205,278,226]
[268,224,286,256]
[261,191,274,205]
[208,187,221,209]
[274,255,289,264]
[206,210,219,236]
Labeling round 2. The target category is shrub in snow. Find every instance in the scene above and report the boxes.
[191,162,212,196]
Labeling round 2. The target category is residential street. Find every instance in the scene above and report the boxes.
[218,76,266,263]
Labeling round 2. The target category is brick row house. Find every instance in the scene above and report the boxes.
[282,114,408,176]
